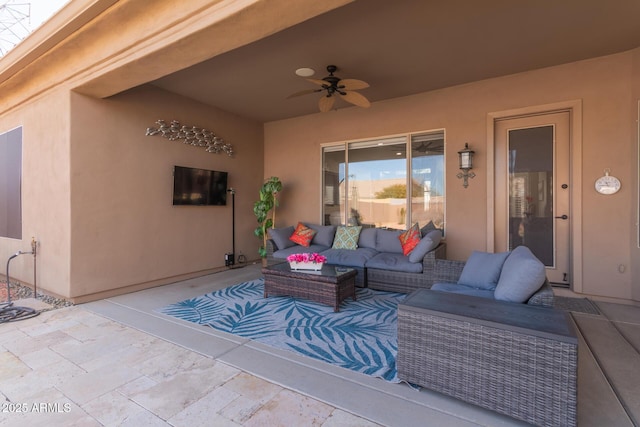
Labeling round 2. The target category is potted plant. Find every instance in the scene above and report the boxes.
[253,176,283,264]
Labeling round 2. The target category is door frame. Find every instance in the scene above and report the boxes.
[486,100,583,293]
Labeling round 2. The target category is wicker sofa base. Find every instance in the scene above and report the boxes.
[367,268,431,293]
[397,290,577,427]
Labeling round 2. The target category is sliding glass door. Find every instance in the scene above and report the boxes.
[410,132,445,229]
[322,130,444,232]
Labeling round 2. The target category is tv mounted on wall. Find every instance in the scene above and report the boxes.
[172,165,228,206]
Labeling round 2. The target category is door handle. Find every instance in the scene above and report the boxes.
[555,215,568,220]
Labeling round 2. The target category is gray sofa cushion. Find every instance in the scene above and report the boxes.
[272,243,331,259]
[457,250,510,290]
[305,223,337,247]
[431,282,495,300]
[320,247,378,268]
[408,230,441,263]
[494,246,546,303]
[366,252,423,273]
[358,227,377,249]
[268,226,296,250]
[375,229,403,254]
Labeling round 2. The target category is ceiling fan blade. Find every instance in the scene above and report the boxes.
[318,95,335,112]
[307,78,331,87]
[286,88,321,99]
[340,91,371,108]
[339,79,369,90]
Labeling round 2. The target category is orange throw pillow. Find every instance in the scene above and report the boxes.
[289,222,317,247]
[398,223,421,256]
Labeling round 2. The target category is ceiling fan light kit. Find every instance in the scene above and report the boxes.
[295,67,315,77]
[289,65,371,112]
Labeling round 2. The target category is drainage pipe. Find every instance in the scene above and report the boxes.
[31,237,37,297]
[4,250,33,305]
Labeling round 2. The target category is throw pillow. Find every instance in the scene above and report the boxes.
[494,246,546,303]
[304,223,337,247]
[408,230,442,263]
[398,223,421,256]
[289,222,317,247]
[268,226,296,250]
[457,250,510,290]
[420,220,437,236]
[332,225,362,250]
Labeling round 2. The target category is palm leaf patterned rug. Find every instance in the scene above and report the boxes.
[158,279,406,383]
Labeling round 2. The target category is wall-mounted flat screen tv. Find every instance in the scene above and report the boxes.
[172,165,228,206]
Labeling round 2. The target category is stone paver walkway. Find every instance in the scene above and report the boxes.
[0,305,379,426]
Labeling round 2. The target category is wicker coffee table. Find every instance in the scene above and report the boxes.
[262,263,357,312]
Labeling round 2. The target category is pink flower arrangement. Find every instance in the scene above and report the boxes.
[286,253,327,264]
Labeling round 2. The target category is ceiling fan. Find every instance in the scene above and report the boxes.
[414,140,444,154]
[288,65,370,112]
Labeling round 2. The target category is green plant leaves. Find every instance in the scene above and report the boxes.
[254,176,282,257]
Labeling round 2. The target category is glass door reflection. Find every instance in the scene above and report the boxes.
[508,125,554,266]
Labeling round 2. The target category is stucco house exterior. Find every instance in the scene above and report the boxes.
[1,0,639,305]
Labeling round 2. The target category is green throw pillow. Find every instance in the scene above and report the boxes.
[332,226,362,250]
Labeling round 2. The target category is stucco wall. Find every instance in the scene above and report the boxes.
[1,0,345,301]
[0,89,72,298]
[631,48,640,303]
[68,85,263,300]
[264,50,637,301]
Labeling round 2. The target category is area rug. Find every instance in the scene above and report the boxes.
[158,279,406,383]
[554,296,600,315]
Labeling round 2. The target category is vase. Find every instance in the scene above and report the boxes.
[289,261,324,271]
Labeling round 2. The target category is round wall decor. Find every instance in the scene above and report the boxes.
[595,169,621,195]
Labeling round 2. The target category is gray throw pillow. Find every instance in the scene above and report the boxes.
[494,246,546,303]
[268,226,295,249]
[457,250,510,290]
[420,221,437,236]
[305,223,337,247]
[408,230,442,263]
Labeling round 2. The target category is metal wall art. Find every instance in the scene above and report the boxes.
[145,120,233,156]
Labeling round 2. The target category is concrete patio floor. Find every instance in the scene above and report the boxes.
[1,264,639,426]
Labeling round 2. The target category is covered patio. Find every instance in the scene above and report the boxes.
[0,0,639,306]
[1,0,640,424]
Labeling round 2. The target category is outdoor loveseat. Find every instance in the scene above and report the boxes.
[266,222,446,290]
[396,248,573,426]
[397,288,576,427]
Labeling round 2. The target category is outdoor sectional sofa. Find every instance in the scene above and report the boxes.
[266,222,445,290]
[266,222,553,307]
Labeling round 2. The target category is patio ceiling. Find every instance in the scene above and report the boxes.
[150,0,640,123]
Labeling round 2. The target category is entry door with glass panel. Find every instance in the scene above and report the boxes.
[495,112,570,285]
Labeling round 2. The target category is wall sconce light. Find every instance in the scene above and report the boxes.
[457,143,475,188]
